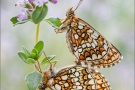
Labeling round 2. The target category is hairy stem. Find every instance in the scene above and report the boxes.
[37,60,42,73]
[43,51,52,68]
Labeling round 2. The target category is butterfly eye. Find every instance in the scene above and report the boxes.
[69,11,74,15]
[66,11,74,17]
[69,11,74,16]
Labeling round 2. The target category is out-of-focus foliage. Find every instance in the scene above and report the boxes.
[1,0,134,90]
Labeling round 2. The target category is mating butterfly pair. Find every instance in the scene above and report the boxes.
[39,6,123,90]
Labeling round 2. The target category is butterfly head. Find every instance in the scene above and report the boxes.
[38,71,49,90]
[38,67,56,90]
[66,8,75,17]
[66,0,83,17]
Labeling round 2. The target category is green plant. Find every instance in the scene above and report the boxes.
[10,0,61,90]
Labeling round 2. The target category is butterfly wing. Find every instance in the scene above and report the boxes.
[66,18,123,68]
[50,66,111,90]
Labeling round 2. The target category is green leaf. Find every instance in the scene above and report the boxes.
[31,48,38,59]
[25,71,42,90]
[50,60,58,64]
[31,48,38,55]
[46,17,61,29]
[41,55,56,65]
[48,55,56,60]
[10,17,18,24]
[34,41,44,57]
[32,4,48,24]
[41,60,58,65]
[10,16,31,26]
[27,58,36,64]
[30,53,36,59]
[23,47,31,57]
[18,51,29,64]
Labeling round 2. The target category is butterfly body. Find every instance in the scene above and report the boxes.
[56,8,123,68]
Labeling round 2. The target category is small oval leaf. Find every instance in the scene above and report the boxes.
[31,48,38,59]
[41,55,56,65]
[27,58,36,64]
[10,17,18,24]
[41,60,58,65]
[10,16,31,26]
[25,71,42,90]
[30,53,36,59]
[32,4,48,24]
[18,51,29,64]
[46,17,61,29]
[34,41,44,57]
[23,47,31,57]
[48,55,56,60]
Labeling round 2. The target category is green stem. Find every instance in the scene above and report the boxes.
[35,23,42,73]
[36,23,40,43]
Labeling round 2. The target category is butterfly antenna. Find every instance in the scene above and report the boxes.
[74,0,83,11]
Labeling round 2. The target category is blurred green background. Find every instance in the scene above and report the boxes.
[1,0,134,90]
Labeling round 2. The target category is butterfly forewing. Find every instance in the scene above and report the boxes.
[57,8,123,68]
[49,66,111,90]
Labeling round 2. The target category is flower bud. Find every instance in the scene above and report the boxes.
[49,0,58,4]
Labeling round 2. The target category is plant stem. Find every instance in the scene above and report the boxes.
[34,64,40,72]
[35,23,42,73]
[36,23,40,43]
[43,51,52,68]
[37,60,42,73]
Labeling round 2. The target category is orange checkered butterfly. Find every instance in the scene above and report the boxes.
[38,65,111,90]
[54,0,123,68]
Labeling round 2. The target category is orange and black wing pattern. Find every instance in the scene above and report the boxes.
[56,8,123,68]
[50,66,111,90]
[65,17,123,68]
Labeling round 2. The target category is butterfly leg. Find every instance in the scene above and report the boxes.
[74,60,89,68]
[74,60,81,65]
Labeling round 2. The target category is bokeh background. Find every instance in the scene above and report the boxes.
[1,0,134,90]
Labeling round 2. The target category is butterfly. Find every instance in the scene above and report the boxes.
[38,65,111,90]
[54,7,123,68]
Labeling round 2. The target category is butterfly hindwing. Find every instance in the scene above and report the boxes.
[64,17,122,68]
[50,66,111,90]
